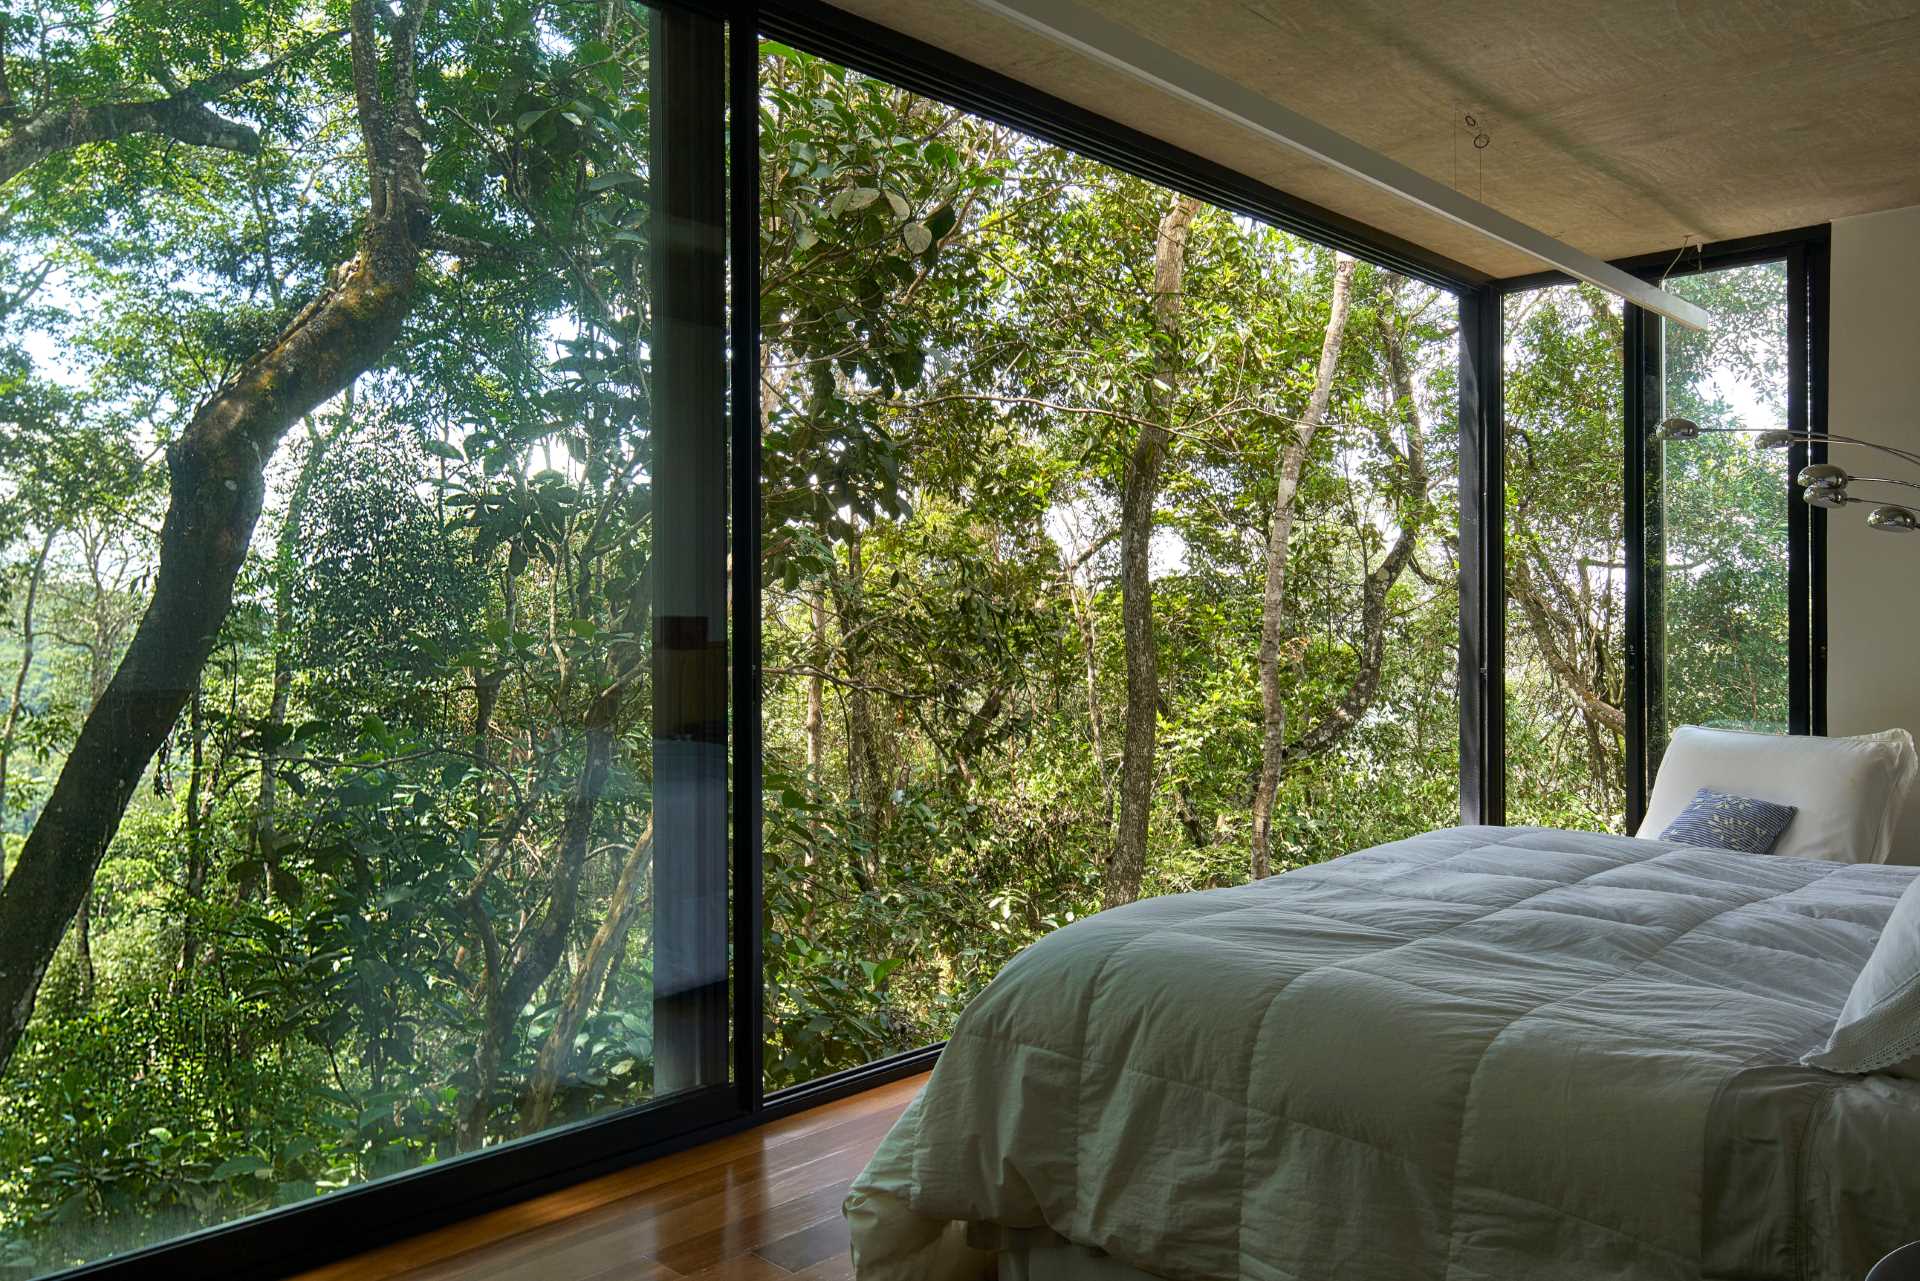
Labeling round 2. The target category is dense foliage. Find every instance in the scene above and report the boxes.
[0,6,1790,1275]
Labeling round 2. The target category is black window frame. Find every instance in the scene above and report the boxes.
[36,3,1827,1277]
[1485,226,1831,830]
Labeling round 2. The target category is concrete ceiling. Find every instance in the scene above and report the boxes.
[823,0,1920,279]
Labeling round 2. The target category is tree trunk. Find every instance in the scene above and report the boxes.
[71,891,92,998]
[1249,255,1357,881]
[0,528,53,886]
[522,816,655,1134]
[0,0,431,1075]
[1509,552,1626,734]
[1284,290,1436,762]
[473,546,522,770]
[1068,570,1116,829]
[805,587,826,782]
[458,685,621,1152]
[1106,192,1200,911]
[836,530,889,855]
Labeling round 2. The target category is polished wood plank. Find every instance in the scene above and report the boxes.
[288,1073,925,1281]
[397,1104,902,1277]
[674,1257,794,1281]
[754,1216,852,1274]
[790,1253,858,1281]
[654,1178,854,1274]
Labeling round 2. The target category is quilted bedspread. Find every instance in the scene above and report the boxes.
[845,826,1920,1280]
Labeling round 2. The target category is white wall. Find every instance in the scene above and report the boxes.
[1828,205,1920,864]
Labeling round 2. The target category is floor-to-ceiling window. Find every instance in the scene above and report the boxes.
[1646,260,1795,765]
[1496,250,1814,832]
[0,7,734,1274]
[756,40,1461,1091]
[1502,284,1630,831]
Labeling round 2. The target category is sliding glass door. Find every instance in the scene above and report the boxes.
[0,6,737,1275]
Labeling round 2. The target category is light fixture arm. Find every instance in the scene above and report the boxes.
[1654,417,1920,538]
[1759,429,1920,472]
[1658,422,1920,471]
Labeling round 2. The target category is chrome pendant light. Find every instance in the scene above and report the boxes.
[1867,504,1920,534]
[1653,417,1920,536]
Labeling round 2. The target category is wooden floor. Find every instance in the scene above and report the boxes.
[290,1074,925,1281]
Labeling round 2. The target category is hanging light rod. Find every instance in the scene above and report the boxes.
[967,0,1711,330]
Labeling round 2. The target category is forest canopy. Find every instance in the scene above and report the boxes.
[0,3,1791,1275]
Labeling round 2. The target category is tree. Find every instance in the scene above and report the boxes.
[0,0,432,1074]
[1504,285,1630,826]
[1250,254,1356,879]
[1108,192,1200,909]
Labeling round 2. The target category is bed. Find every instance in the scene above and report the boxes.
[844,825,1920,1281]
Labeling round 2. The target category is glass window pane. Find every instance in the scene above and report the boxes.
[759,43,1460,1091]
[1503,285,1628,830]
[1651,261,1793,763]
[0,6,731,1272]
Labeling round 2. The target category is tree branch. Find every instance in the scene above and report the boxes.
[1510,552,1627,734]
[1286,292,1432,764]
[0,27,345,187]
[426,230,519,261]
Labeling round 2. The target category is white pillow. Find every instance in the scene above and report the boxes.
[1803,872,1920,1075]
[1637,726,1918,864]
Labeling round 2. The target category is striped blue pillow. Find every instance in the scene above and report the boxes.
[1660,786,1798,854]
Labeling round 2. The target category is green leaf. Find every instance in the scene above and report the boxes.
[901,222,932,254]
[586,170,644,193]
[885,347,926,390]
[212,1155,270,1180]
[925,203,958,242]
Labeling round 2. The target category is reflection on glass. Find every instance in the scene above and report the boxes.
[758,42,1461,1091]
[1652,262,1792,765]
[1503,285,1628,831]
[0,6,730,1273]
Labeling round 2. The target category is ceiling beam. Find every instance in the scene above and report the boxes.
[968,0,1711,330]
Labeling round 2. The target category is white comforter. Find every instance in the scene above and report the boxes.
[846,826,1920,1280]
